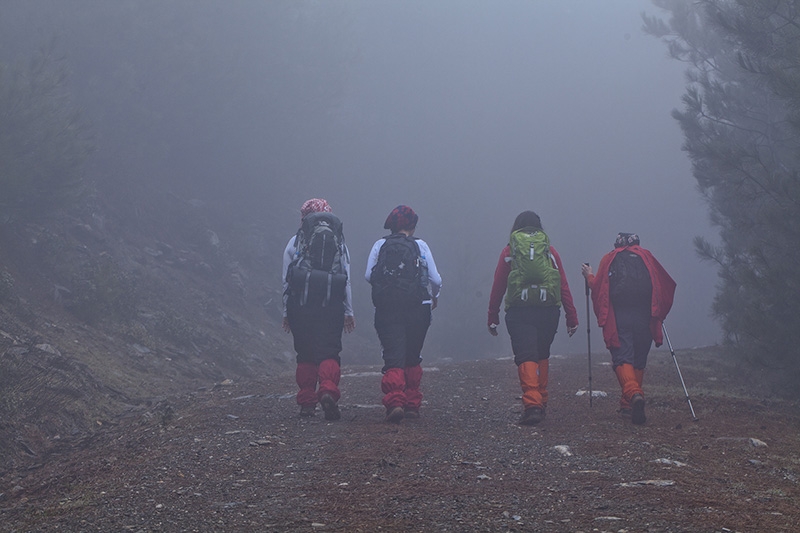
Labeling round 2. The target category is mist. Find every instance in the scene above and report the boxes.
[0,0,719,360]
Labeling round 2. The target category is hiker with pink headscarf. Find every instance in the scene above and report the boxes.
[282,198,355,421]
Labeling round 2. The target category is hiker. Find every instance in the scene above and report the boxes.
[581,233,676,425]
[487,210,579,426]
[282,198,356,421]
[366,205,442,423]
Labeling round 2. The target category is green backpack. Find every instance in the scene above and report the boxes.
[505,227,562,309]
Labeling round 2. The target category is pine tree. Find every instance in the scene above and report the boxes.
[645,1,800,377]
[0,46,92,222]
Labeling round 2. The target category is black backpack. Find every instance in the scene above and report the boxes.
[608,251,652,307]
[370,234,430,309]
[286,212,348,307]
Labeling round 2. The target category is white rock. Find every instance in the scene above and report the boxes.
[619,479,675,487]
[575,389,607,397]
[35,343,60,355]
[554,445,573,456]
[653,458,687,467]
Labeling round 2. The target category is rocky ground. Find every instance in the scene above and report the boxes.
[1,345,798,532]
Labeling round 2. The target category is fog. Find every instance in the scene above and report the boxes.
[1,1,719,359]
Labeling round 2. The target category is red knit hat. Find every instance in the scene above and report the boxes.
[384,205,418,233]
[300,198,331,219]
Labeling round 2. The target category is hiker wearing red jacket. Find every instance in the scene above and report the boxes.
[582,233,676,424]
[488,211,579,426]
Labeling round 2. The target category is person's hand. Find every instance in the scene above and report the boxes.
[581,263,593,279]
[488,323,499,337]
[431,295,438,310]
[567,325,578,337]
[344,315,356,333]
[282,317,291,333]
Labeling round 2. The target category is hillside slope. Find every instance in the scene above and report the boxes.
[0,192,376,470]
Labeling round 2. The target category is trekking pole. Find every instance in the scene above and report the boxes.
[584,263,592,407]
[661,323,699,422]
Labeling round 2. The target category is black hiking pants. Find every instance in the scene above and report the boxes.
[504,305,561,365]
[287,300,344,365]
[374,303,431,371]
[610,304,652,369]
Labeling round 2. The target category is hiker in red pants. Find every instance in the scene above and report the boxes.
[366,205,442,423]
[581,233,676,425]
[282,198,355,421]
[488,211,579,426]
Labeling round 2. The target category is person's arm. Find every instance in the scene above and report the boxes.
[342,244,356,333]
[551,247,578,335]
[487,246,511,335]
[581,263,596,288]
[364,239,384,283]
[342,244,354,317]
[418,240,442,302]
[281,236,296,332]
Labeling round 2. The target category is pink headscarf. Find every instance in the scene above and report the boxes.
[300,198,331,219]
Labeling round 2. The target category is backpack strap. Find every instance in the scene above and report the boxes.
[301,268,310,306]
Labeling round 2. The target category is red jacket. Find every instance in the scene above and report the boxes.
[488,245,579,329]
[587,245,676,349]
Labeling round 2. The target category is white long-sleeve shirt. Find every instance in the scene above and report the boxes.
[282,236,354,317]
[365,237,442,304]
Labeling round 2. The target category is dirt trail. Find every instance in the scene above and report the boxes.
[1,348,799,532]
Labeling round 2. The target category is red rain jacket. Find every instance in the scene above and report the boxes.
[587,245,676,349]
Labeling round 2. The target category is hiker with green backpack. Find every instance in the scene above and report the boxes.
[487,211,579,426]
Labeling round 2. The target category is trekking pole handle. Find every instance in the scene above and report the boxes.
[583,263,590,296]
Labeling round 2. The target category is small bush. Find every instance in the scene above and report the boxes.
[153,311,208,347]
[66,258,138,324]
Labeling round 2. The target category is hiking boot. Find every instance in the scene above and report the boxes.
[631,394,646,425]
[517,406,545,426]
[403,408,420,419]
[618,407,632,418]
[320,394,341,421]
[386,406,404,424]
[299,405,316,417]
